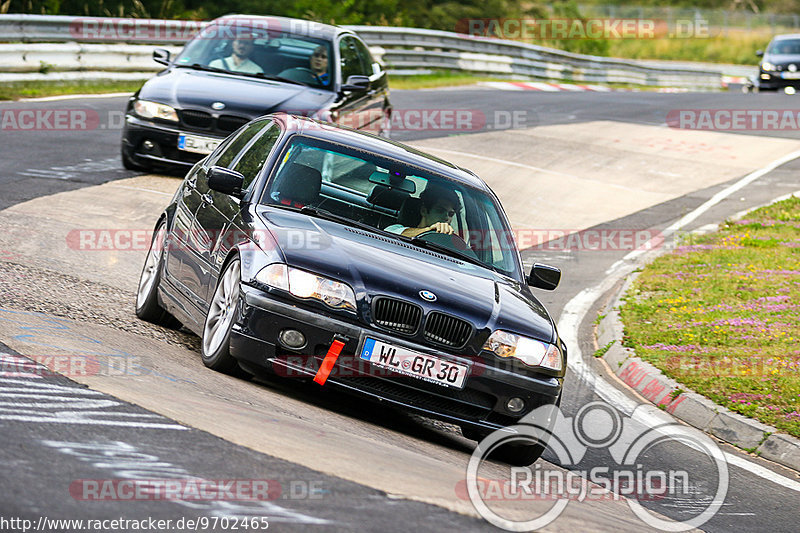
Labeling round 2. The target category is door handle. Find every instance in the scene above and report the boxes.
[201,193,213,206]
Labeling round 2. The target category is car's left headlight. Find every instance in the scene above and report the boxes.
[761,61,776,71]
[255,264,357,311]
[133,99,179,122]
[482,330,562,372]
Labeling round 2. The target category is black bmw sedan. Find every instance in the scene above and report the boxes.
[135,114,565,464]
[122,15,390,172]
[755,33,800,91]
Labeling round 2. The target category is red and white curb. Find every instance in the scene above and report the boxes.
[596,251,800,472]
[480,81,611,92]
[479,81,697,93]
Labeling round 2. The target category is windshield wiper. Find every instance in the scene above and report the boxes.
[264,75,308,87]
[405,235,498,272]
[267,204,378,233]
[298,206,381,233]
[177,63,230,74]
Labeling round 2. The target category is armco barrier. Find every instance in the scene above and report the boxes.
[0,14,722,88]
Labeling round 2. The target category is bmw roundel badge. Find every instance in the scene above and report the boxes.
[419,290,437,302]
[211,102,226,110]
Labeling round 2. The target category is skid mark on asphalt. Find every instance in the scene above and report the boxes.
[41,439,331,525]
[0,307,195,385]
[16,157,127,181]
[0,363,186,429]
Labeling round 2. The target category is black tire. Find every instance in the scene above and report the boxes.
[201,257,243,374]
[487,440,545,467]
[122,148,145,171]
[135,220,182,329]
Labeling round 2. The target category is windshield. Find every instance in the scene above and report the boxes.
[261,136,523,279]
[175,22,334,90]
[768,39,800,55]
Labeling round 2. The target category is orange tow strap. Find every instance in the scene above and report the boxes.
[313,339,345,386]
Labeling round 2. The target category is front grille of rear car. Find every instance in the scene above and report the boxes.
[424,312,473,348]
[217,115,250,133]
[180,109,213,129]
[372,297,421,334]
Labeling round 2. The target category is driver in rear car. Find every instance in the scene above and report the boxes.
[385,184,461,238]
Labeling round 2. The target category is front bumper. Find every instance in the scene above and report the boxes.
[230,285,563,433]
[756,72,800,90]
[121,115,213,170]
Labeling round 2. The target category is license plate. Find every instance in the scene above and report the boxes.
[782,72,800,79]
[178,133,221,154]
[360,337,468,388]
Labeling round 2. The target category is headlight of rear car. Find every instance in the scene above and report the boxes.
[133,100,179,122]
[761,61,776,71]
[482,330,562,372]
[255,264,356,311]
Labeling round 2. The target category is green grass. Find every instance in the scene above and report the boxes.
[606,31,772,65]
[594,340,615,358]
[620,196,800,438]
[0,80,143,101]
[388,71,519,89]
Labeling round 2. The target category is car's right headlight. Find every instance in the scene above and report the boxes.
[761,61,776,71]
[255,264,357,311]
[133,100,179,122]
[482,330,562,372]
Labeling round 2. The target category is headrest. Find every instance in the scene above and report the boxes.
[366,186,409,211]
[278,163,321,207]
[397,197,423,227]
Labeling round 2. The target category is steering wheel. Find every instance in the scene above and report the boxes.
[415,230,479,260]
[278,67,323,85]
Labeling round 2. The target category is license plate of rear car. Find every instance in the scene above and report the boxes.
[782,72,800,79]
[359,337,468,388]
[178,133,221,154]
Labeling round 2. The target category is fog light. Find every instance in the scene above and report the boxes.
[279,329,306,349]
[786,87,797,95]
[143,140,155,150]
[506,397,525,413]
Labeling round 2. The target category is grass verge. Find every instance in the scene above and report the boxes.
[620,196,800,438]
[0,80,143,101]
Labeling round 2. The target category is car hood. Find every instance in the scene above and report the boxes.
[764,53,800,65]
[138,68,334,117]
[256,207,555,344]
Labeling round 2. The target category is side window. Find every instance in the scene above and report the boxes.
[231,124,281,190]
[213,119,271,169]
[352,38,375,76]
[339,36,368,80]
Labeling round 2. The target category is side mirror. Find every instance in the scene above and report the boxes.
[341,75,370,91]
[153,48,171,66]
[756,50,764,57]
[208,166,244,198]
[528,263,561,291]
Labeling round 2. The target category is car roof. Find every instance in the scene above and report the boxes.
[210,14,349,41]
[772,34,800,41]
[271,114,490,191]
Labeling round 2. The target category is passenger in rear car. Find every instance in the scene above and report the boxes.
[385,184,461,238]
[210,35,264,74]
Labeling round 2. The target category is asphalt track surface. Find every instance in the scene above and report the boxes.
[1,88,800,532]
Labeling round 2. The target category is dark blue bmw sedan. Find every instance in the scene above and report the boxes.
[135,114,565,464]
[122,15,390,172]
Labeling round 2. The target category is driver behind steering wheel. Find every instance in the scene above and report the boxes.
[386,184,461,238]
[310,45,330,86]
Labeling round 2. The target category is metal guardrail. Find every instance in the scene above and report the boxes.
[0,14,723,88]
